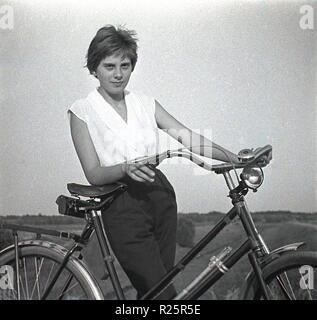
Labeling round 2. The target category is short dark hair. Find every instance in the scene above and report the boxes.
[85,25,138,74]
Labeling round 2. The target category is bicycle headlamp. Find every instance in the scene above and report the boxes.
[241,165,264,191]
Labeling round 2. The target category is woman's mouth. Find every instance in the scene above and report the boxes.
[112,82,123,86]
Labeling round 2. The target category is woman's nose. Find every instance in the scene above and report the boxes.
[114,68,123,79]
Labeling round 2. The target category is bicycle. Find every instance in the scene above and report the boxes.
[0,145,316,300]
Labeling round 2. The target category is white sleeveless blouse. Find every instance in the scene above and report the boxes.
[68,89,160,166]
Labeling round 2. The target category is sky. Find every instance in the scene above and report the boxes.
[0,0,316,216]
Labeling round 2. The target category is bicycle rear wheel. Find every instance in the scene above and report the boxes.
[244,251,317,300]
[0,243,102,300]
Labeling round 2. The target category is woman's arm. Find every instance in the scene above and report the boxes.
[70,112,155,185]
[154,100,240,163]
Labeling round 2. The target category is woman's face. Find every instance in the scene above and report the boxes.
[95,53,133,99]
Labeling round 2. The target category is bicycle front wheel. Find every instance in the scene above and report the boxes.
[0,243,103,300]
[244,251,317,300]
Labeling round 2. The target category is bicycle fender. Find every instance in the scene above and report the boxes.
[0,239,70,256]
[0,239,104,300]
[270,242,305,255]
[239,242,305,300]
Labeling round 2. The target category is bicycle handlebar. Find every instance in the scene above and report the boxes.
[129,145,272,174]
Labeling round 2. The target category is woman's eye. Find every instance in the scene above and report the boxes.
[102,63,130,70]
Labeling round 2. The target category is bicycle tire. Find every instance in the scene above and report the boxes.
[242,251,317,300]
[0,242,103,300]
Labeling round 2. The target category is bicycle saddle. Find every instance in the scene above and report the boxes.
[67,182,127,198]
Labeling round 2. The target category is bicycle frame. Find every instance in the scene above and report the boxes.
[0,169,273,300]
[1,145,308,300]
[139,171,271,300]
[85,168,273,300]
[0,144,281,300]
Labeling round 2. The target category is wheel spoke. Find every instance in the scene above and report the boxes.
[57,276,82,300]
[30,257,44,300]
[23,257,30,300]
[18,273,27,300]
[281,271,296,299]
[58,273,74,300]
[43,261,57,294]
[273,273,296,300]
[1,247,98,300]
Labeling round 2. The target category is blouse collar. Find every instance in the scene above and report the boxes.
[86,89,143,158]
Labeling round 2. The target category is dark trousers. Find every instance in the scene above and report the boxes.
[101,168,177,299]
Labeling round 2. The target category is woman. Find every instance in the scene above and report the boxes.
[68,25,271,299]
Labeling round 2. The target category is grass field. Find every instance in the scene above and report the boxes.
[1,212,317,300]
[173,220,317,300]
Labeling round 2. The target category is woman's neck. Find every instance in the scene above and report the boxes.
[97,87,124,108]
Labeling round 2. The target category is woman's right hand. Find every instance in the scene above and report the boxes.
[121,161,156,183]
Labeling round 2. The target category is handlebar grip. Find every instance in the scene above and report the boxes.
[255,145,272,159]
